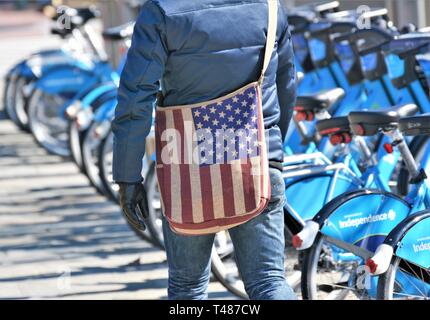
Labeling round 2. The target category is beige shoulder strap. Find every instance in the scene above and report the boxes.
[259,0,278,83]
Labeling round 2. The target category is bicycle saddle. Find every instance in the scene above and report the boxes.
[316,116,351,145]
[348,104,418,136]
[103,22,135,40]
[399,114,430,136]
[295,88,345,121]
[316,116,350,135]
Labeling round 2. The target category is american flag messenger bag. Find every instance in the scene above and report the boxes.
[154,0,278,235]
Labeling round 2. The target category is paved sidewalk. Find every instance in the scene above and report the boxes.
[0,9,234,300]
[0,119,234,299]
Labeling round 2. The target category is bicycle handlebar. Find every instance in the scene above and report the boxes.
[382,38,430,58]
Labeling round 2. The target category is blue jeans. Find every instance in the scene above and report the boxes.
[162,168,297,300]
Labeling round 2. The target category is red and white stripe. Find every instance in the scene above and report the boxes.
[155,86,270,235]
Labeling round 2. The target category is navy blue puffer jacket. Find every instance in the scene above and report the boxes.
[112,0,296,183]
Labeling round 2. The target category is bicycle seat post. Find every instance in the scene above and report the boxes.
[387,129,420,179]
[355,135,376,167]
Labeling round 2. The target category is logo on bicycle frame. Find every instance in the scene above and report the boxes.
[412,236,430,253]
[338,210,396,229]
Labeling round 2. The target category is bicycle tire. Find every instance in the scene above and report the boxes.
[97,130,157,244]
[27,88,71,157]
[5,74,31,131]
[68,121,86,173]
[98,129,120,202]
[3,73,14,118]
[376,256,402,300]
[81,121,111,197]
[376,211,430,300]
[210,246,248,299]
[143,162,166,250]
[301,233,352,300]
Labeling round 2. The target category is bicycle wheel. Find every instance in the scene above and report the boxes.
[144,162,166,250]
[98,130,152,202]
[210,229,302,299]
[13,76,33,131]
[5,74,31,131]
[301,233,365,300]
[3,72,17,118]
[98,130,119,202]
[301,188,412,300]
[377,256,430,300]
[28,89,71,157]
[81,121,109,197]
[97,130,156,244]
[68,120,85,173]
[210,232,248,299]
[377,212,430,300]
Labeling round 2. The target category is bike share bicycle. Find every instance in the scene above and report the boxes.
[3,7,103,135]
[202,6,410,298]
[369,114,430,300]
[66,23,132,194]
[27,14,119,158]
[203,6,430,299]
[138,4,409,298]
[298,33,430,299]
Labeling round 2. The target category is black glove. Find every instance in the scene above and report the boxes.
[118,182,149,231]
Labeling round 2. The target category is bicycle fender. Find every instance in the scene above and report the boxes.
[314,189,411,252]
[80,84,117,109]
[386,210,430,269]
[285,173,361,222]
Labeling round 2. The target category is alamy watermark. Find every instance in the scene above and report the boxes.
[160,123,261,166]
[56,6,72,30]
[356,265,372,290]
[356,5,372,30]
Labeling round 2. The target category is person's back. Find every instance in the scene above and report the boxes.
[158,0,285,106]
[112,0,297,300]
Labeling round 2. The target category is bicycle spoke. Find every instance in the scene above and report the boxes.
[391,290,429,300]
[395,261,428,298]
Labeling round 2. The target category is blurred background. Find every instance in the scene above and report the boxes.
[2,0,430,69]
